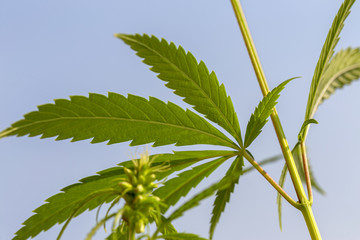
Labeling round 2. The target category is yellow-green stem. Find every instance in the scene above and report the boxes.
[230,0,305,201]
[242,151,300,209]
[128,223,135,240]
[230,0,322,239]
[300,203,322,239]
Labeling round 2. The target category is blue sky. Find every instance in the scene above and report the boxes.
[1,1,360,239]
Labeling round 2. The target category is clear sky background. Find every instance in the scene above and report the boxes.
[1,1,360,239]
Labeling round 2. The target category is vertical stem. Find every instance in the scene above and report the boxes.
[230,0,305,202]
[230,0,322,239]
[301,203,322,239]
[128,223,135,240]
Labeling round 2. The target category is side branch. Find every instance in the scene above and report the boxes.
[242,151,300,209]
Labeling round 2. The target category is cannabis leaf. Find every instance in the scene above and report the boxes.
[154,178,234,239]
[12,151,234,240]
[305,0,355,125]
[116,34,243,146]
[0,93,238,149]
[244,78,294,148]
[209,156,243,239]
[153,156,232,209]
[122,150,238,180]
[12,169,124,240]
[309,48,360,119]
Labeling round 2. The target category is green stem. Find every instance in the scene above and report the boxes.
[242,151,300,209]
[128,223,135,240]
[230,0,305,202]
[300,203,322,239]
[230,0,322,239]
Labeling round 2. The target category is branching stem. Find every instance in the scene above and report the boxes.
[242,151,300,209]
[230,0,322,239]
[230,0,305,201]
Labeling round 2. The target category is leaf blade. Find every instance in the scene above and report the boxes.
[153,156,232,209]
[305,0,355,121]
[311,47,360,118]
[209,156,243,239]
[116,34,243,146]
[0,93,238,149]
[244,78,294,147]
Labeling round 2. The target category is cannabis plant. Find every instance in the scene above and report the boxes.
[1,0,360,239]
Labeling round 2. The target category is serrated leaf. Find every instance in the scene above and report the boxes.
[0,93,238,149]
[156,233,207,240]
[244,78,294,147]
[13,150,233,240]
[116,34,243,146]
[311,48,360,117]
[157,177,234,235]
[209,156,243,240]
[305,0,355,122]
[12,170,125,240]
[153,156,232,209]
[121,150,237,181]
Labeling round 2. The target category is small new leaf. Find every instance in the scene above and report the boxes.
[298,119,318,141]
[244,78,295,148]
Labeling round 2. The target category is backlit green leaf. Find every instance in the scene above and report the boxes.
[12,169,124,240]
[12,151,236,240]
[244,78,294,147]
[121,150,237,181]
[0,93,238,149]
[209,156,243,239]
[153,156,232,209]
[116,34,242,146]
[157,175,235,234]
[311,48,360,117]
[305,0,355,122]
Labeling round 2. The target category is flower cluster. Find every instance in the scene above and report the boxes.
[117,152,165,234]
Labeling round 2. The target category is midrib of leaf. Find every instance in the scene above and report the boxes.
[1,116,237,148]
[120,35,242,146]
[310,62,360,118]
